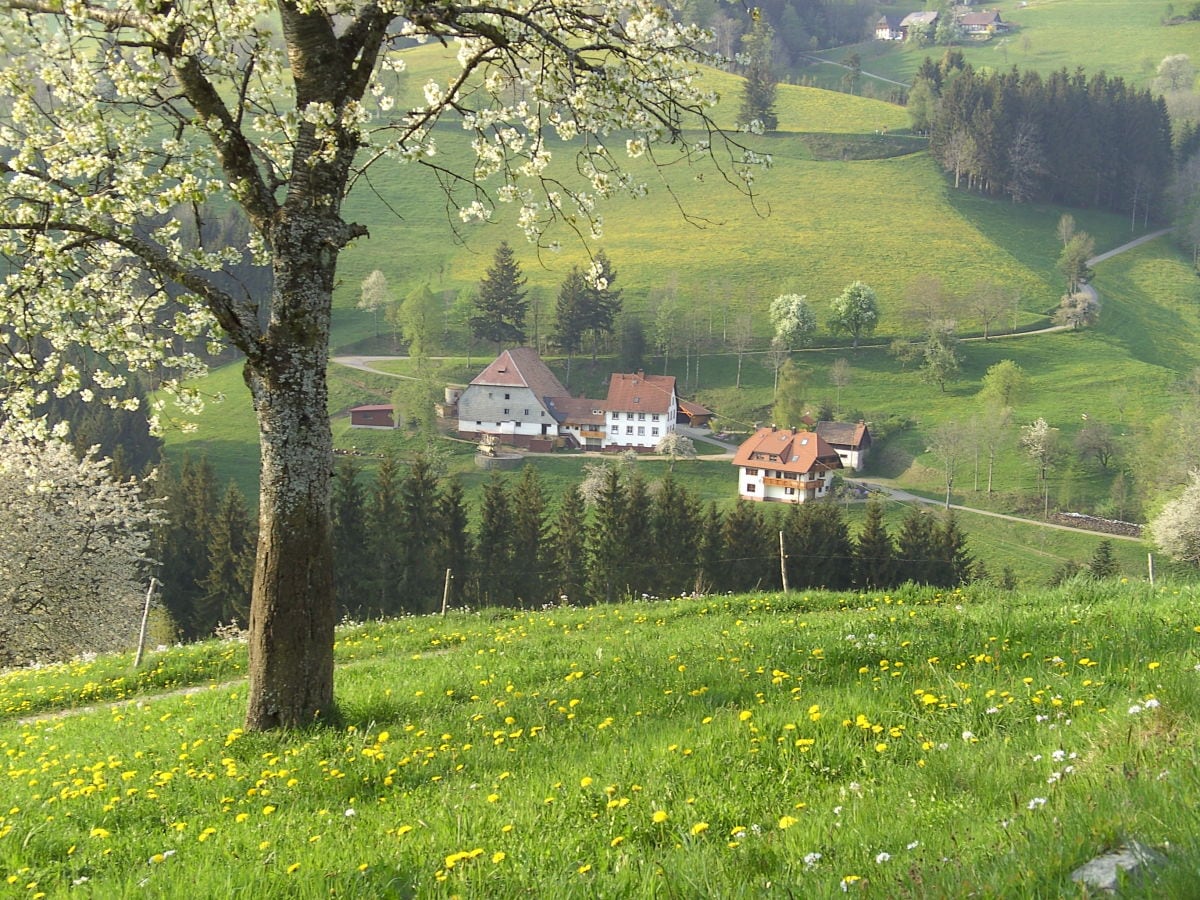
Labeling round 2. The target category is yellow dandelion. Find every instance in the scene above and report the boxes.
[286,862,301,875]
[1148,661,1161,670]
[262,805,276,816]
[739,710,753,722]
[690,822,710,836]
[492,851,506,864]
[89,828,111,839]
[487,793,500,803]
[577,864,592,874]
[580,777,593,788]
[610,835,625,847]
[652,810,669,824]
[875,742,888,753]
[777,816,798,829]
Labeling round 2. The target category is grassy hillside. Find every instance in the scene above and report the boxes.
[3,581,1199,897]
[810,0,1200,95]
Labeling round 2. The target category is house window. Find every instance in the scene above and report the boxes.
[651,427,659,436]
[746,484,756,493]
[487,392,493,399]
[785,487,795,495]
[637,426,645,436]
[504,393,510,399]
[638,412,645,421]
[626,426,634,435]
[652,414,660,421]
[503,408,510,415]
[745,467,759,476]
[611,424,619,433]
[476,421,482,426]
[626,413,634,420]
[524,409,529,415]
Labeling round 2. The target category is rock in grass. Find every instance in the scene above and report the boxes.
[1070,841,1165,893]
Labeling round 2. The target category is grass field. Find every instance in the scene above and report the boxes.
[3,581,1199,897]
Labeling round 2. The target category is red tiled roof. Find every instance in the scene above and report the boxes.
[731,427,843,476]
[350,404,395,413]
[679,398,713,417]
[471,347,570,401]
[605,371,676,415]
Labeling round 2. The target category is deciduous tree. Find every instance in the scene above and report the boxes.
[828,282,880,349]
[0,0,759,728]
[1150,470,1200,567]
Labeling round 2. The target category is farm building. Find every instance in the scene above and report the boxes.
[732,426,843,504]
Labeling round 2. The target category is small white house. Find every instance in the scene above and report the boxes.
[732,427,843,504]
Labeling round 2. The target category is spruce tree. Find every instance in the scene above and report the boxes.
[623,472,654,596]
[552,266,589,386]
[510,466,549,607]
[548,485,587,605]
[153,455,219,639]
[723,499,769,592]
[435,478,472,610]
[738,16,778,132]
[896,508,938,585]
[199,483,257,629]
[651,472,701,598]
[332,460,372,619]
[783,501,853,590]
[398,455,442,612]
[585,250,623,359]
[476,472,516,605]
[586,466,629,603]
[367,454,404,617]
[1087,540,1119,579]
[932,510,973,587]
[854,499,897,589]
[471,241,528,349]
[698,502,726,594]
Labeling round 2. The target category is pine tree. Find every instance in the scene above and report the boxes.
[854,499,896,589]
[552,266,589,386]
[587,466,628,602]
[723,499,769,592]
[932,510,973,586]
[510,465,549,607]
[153,455,220,639]
[435,478,472,610]
[738,16,778,132]
[332,460,372,619]
[651,472,701,598]
[199,483,257,630]
[782,501,853,590]
[471,241,528,349]
[549,485,587,605]
[698,502,726,594]
[476,472,516,605]
[367,454,404,617]
[623,472,654,596]
[584,250,623,359]
[398,455,442,613]
[896,508,939,585]
[1087,540,1120,579]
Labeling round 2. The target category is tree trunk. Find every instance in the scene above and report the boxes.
[244,217,340,731]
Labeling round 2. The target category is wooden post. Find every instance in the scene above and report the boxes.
[441,568,453,616]
[1147,553,1154,588]
[779,530,789,593]
[134,577,158,668]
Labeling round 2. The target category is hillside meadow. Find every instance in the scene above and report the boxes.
[2,582,1199,897]
[809,0,1200,96]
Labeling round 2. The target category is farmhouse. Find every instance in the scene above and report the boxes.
[732,426,843,504]
[957,10,1007,34]
[874,14,903,40]
[899,10,938,34]
[603,371,678,451]
[456,347,570,450]
[814,421,872,471]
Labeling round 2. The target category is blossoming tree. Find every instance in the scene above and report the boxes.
[0,0,761,728]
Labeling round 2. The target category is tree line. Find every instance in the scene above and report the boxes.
[913,54,1175,218]
[325,457,976,618]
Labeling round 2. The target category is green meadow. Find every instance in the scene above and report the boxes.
[4,582,1200,897]
[812,0,1200,95]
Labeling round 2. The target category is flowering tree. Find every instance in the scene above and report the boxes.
[0,432,160,668]
[0,0,762,728]
[828,282,880,349]
[1150,471,1200,567]
[769,293,817,351]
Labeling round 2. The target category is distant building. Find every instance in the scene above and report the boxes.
[875,14,904,40]
[455,347,568,451]
[814,421,872,471]
[349,404,396,429]
[603,371,678,452]
[732,426,843,504]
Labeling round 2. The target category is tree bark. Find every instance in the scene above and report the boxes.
[244,213,341,730]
